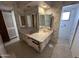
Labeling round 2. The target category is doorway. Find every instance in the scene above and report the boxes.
[2,10,19,40]
[0,10,10,43]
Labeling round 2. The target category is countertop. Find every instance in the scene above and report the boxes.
[26,29,53,43]
[20,27,53,43]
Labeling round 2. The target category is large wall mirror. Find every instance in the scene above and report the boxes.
[20,16,26,27]
[20,15,34,28]
[26,15,32,27]
[39,15,52,30]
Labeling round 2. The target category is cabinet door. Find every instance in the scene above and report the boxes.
[24,37,40,52]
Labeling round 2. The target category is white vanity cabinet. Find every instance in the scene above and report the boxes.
[40,34,52,52]
[24,31,53,52]
[21,30,53,52]
[27,34,52,52]
[25,35,52,52]
[19,31,40,52]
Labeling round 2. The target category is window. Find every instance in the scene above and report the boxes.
[62,12,70,20]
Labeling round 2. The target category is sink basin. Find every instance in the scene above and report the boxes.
[31,29,50,37]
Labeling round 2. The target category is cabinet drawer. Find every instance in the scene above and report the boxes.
[26,37,40,51]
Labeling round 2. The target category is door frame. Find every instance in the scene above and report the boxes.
[11,10,19,39]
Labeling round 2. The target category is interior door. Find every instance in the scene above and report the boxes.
[71,20,79,57]
[2,11,17,39]
[0,10,10,43]
[59,5,77,43]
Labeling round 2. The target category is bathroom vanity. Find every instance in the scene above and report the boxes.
[19,14,53,52]
[20,27,53,52]
[19,7,53,52]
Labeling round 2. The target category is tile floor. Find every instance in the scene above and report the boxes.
[51,38,72,58]
[5,37,72,58]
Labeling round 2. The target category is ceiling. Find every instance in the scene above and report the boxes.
[15,1,31,8]
[0,1,79,10]
[0,1,79,6]
[15,1,79,9]
[62,1,79,6]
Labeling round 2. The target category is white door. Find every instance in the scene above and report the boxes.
[59,5,77,45]
[71,20,79,57]
[2,11,17,39]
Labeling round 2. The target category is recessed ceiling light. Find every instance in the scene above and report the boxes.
[42,5,47,8]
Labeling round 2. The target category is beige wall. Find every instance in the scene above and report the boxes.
[0,2,62,42]
[24,6,38,14]
[46,2,62,43]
